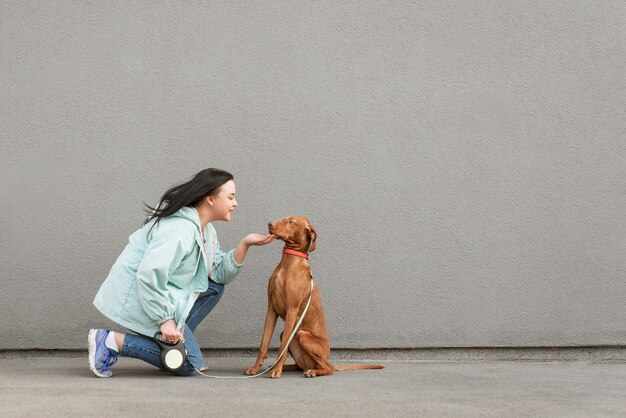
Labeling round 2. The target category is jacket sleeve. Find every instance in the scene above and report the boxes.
[136,222,191,326]
[210,239,244,285]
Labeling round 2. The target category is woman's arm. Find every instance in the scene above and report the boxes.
[211,233,274,284]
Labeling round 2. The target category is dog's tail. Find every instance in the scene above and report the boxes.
[332,364,384,371]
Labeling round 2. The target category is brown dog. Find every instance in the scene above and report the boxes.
[245,216,383,378]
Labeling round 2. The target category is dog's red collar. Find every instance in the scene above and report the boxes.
[282,248,309,260]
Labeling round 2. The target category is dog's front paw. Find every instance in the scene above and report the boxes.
[268,368,283,379]
[245,367,260,375]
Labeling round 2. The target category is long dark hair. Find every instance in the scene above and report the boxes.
[144,168,234,228]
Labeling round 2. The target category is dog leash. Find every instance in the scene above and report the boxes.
[193,276,314,379]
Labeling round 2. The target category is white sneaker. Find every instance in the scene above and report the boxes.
[88,329,118,378]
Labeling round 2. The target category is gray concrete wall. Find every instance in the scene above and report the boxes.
[1,1,625,350]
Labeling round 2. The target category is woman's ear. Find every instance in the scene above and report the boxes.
[305,224,317,252]
[206,196,214,207]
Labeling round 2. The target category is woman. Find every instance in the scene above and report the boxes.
[89,168,274,377]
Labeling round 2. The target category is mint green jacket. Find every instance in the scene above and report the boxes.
[93,206,243,337]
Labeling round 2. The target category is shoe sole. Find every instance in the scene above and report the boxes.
[88,329,112,378]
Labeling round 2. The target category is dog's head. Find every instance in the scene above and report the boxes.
[268,216,317,253]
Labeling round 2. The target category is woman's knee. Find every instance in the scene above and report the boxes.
[209,280,225,299]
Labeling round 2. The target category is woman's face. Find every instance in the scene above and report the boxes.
[210,180,238,221]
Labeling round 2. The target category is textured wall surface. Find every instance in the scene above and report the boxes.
[1,1,625,350]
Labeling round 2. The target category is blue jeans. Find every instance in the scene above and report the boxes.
[119,279,224,376]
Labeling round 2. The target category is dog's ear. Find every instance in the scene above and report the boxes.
[306,224,317,252]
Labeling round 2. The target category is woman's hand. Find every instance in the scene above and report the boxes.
[234,234,275,264]
[244,233,275,246]
[160,319,184,344]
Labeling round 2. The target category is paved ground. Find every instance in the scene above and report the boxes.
[1,355,625,417]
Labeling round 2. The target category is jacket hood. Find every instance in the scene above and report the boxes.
[170,206,202,230]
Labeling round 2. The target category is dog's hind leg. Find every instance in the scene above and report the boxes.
[281,332,311,371]
[296,330,334,377]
